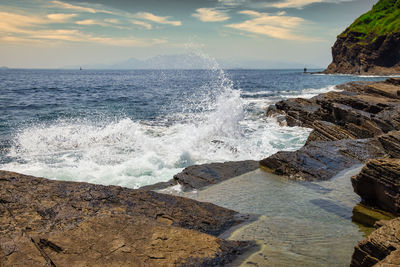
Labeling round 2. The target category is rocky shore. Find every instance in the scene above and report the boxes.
[264,78,400,266]
[0,171,253,266]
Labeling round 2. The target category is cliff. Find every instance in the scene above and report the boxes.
[324,0,400,75]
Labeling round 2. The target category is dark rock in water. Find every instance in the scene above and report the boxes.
[269,79,400,143]
[260,138,385,181]
[0,171,252,266]
[141,160,259,192]
[351,218,400,267]
[351,158,400,215]
[324,0,400,75]
[173,160,259,190]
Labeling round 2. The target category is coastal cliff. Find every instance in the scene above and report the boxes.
[324,0,400,75]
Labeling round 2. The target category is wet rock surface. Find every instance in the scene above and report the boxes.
[263,79,400,182]
[260,138,385,181]
[351,218,400,267]
[0,171,252,266]
[265,78,400,266]
[173,160,259,191]
[141,160,259,191]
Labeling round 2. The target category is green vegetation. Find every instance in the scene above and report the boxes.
[340,0,400,41]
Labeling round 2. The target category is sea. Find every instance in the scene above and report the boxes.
[0,63,389,189]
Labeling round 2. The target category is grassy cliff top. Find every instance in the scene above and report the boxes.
[340,0,400,40]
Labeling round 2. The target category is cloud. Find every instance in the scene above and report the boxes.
[131,20,152,30]
[46,13,77,22]
[192,8,230,22]
[265,0,353,9]
[76,19,107,26]
[51,0,114,14]
[0,11,162,46]
[226,10,312,41]
[135,12,181,26]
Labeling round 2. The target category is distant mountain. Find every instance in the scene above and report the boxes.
[77,53,322,70]
[0,66,9,70]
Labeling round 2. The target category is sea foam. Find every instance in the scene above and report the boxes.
[2,56,314,188]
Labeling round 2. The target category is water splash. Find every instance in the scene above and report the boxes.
[1,52,313,188]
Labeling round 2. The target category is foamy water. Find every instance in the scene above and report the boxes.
[0,59,385,188]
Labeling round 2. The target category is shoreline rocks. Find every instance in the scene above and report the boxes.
[0,171,253,266]
[265,78,400,266]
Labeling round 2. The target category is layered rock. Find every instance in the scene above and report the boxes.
[142,160,259,191]
[262,79,400,181]
[351,218,400,266]
[351,158,400,215]
[0,171,252,266]
[260,138,384,181]
[324,0,400,75]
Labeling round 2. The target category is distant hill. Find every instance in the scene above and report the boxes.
[78,53,322,70]
[324,0,400,75]
[0,66,9,70]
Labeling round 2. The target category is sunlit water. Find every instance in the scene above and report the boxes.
[0,62,387,188]
[183,166,370,266]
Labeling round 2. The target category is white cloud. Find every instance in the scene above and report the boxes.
[226,10,313,41]
[192,8,230,22]
[131,20,152,30]
[46,13,77,22]
[265,0,353,9]
[0,11,161,46]
[51,0,114,14]
[135,12,181,26]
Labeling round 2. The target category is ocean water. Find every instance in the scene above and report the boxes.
[0,65,387,188]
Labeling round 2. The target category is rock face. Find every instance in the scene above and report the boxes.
[262,79,400,181]
[351,158,400,215]
[0,171,252,266]
[351,218,400,267]
[324,0,400,75]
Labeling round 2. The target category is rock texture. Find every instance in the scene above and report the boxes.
[262,79,400,181]
[324,0,400,75]
[351,218,400,267]
[142,160,259,191]
[351,158,400,215]
[260,138,384,181]
[0,171,252,266]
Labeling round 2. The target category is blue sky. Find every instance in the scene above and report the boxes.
[0,0,378,68]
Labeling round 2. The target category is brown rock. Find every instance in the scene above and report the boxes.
[351,158,400,214]
[260,138,385,181]
[173,160,259,191]
[378,130,400,158]
[351,218,400,267]
[0,171,252,266]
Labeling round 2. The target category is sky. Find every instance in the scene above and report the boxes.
[0,0,378,68]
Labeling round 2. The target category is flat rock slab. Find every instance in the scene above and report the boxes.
[0,171,252,266]
[174,160,259,191]
[142,160,259,191]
